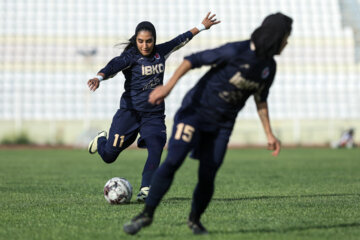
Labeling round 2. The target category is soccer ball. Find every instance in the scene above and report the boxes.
[103,177,133,204]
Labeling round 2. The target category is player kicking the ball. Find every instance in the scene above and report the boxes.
[123,12,293,235]
[87,13,220,202]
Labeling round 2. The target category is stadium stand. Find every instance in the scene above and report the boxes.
[1,0,359,145]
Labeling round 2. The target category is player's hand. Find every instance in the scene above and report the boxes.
[88,78,100,92]
[149,85,169,105]
[267,135,281,157]
[202,12,221,29]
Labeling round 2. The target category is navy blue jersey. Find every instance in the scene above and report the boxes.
[100,31,194,112]
[182,40,276,129]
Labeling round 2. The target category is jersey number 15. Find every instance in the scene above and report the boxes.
[174,123,195,143]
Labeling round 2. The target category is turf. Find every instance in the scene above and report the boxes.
[0,148,359,240]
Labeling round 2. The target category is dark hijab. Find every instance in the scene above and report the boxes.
[251,13,293,59]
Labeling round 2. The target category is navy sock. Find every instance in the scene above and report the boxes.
[141,171,154,187]
[189,210,201,222]
[145,164,176,207]
[191,183,214,220]
[190,163,218,221]
[141,136,165,187]
[143,204,156,218]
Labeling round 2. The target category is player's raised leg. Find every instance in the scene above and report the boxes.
[89,109,139,163]
[88,130,107,154]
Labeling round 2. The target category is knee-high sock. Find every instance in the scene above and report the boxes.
[143,124,192,215]
[141,136,165,187]
[191,165,218,221]
[190,130,228,221]
[145,151,186,208]
[144,169,174,209]
[97,137,118,163]
[97,132,137,164]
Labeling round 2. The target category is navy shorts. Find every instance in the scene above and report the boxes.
[166,107,232,168]
[106,108,166,152]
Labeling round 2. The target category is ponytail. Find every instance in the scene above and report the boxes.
[115,21,157,55]
[115,34,136,52]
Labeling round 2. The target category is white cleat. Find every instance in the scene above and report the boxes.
[88,131,107,154]
[136,187,150,202]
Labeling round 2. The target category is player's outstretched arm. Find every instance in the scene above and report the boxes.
[87,73,105,92]
[256,101,281,156]
[190,12,221,36]
[149,60,192,105]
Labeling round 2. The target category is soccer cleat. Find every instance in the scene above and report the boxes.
[136,186,150,202]
[88,131,107,154]
[123,212,152,235]
[187,219,209,235]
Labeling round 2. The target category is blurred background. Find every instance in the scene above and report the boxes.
[1,0,359,147]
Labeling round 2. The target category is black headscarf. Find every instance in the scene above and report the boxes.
[251,12,293,59]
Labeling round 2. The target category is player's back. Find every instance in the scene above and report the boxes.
[181,40,276,129]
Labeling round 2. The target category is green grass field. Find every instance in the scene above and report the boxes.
[0,147,359,240]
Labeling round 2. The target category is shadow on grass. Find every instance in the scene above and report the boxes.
[165,193,360,203]
[126,201,146,205]
[136,193,360,237]
[211,222,360,234]
[133,222,360,238]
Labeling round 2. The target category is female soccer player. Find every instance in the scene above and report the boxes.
[87,13,220,202]
[123,12,293,235]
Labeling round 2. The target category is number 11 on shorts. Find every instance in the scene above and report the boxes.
[113,134,125,147]
[174,123,195,142]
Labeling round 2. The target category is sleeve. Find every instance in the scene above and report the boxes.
[157,31,194,60]
[254,61,277,103]
[98,51,133,79]
[184,43,238,69]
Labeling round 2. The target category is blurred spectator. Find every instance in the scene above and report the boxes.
[331,128,356,149]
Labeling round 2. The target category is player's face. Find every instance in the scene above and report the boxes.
[136,31,155,57]
[278,34,289,55]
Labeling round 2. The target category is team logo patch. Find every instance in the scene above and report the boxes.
[261,67,270,79]
[155,53,160,60]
